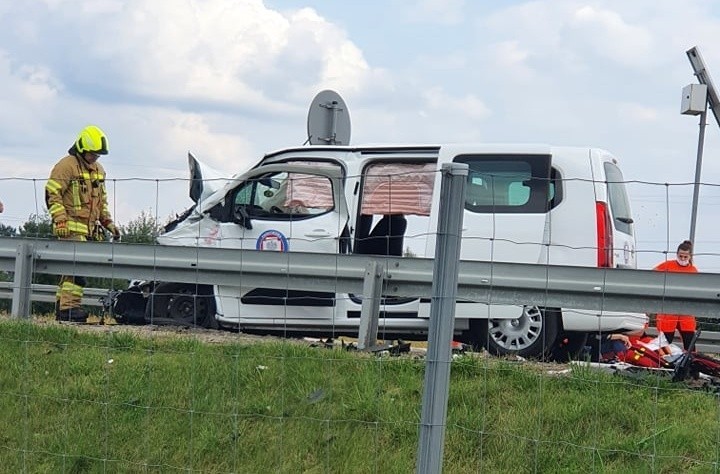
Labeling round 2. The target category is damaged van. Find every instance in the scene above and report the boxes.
[114,143,647,359]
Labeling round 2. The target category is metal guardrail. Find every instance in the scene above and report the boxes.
[0,282,107,306]
[3,238,720,317]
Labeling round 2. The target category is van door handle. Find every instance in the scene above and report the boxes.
[305,230,332,238]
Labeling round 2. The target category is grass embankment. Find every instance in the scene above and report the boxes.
[0,320,718,473]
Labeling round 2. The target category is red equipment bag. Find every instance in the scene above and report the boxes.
[617,343,674,369]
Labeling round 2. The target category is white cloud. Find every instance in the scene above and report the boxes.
[569,5,654,67]
[0,52,64,144]
[284,8,376,99]
[18,64,61,102]
[1,0,381,116]
[489,40,536,81]
[97,1,298,110]
[160,113,256,173]
[478,0,715,76]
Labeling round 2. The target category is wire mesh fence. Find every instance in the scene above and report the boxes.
[2,160,720,472]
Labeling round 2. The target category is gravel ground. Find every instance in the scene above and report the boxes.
[9,315,573,372]
[31,316,289,345]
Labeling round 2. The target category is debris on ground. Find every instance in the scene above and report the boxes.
[300,337,482,359]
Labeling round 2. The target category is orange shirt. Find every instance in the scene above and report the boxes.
[653,260,698,274]
[653,259,698,321]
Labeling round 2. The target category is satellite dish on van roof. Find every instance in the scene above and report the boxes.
[307,89,351,145]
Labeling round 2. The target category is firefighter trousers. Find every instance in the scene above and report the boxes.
[56,234,88,311]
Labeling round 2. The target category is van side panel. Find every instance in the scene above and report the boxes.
[544,148,597,266]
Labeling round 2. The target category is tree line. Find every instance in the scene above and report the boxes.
[0,209,164,243]
[0,210,166,315]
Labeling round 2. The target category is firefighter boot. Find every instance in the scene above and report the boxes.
[103,315,119,325]
[85,314,103,325]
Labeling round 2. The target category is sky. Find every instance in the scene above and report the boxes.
[1,0,720,270]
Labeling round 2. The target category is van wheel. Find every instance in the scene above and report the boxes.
[474,306,560,360]
[146,283,217,328]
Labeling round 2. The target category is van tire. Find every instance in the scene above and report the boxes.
[146,283,217,328]
[472,306,560,360]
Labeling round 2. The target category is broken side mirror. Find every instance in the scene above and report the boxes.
[209,200,253,229]
[208,199,253,228]
[208,202,228,222]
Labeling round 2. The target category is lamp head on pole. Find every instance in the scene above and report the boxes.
[681,83,708,115]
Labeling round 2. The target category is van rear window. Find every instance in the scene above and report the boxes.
[454,154,552,214]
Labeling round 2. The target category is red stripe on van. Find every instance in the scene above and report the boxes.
[596,201,613,268]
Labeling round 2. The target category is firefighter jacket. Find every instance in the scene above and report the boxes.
[45,154,113,236]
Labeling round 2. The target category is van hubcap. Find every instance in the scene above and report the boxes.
[488,306,543,351]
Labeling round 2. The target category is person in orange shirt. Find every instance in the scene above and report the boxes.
[653,240,698,350]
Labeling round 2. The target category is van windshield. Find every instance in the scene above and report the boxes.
[603,162,633,235]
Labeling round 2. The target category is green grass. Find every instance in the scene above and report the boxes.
[1,320,719,473]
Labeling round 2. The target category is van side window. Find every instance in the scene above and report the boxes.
[603,162,633,235]
[232,171,334,219]
[355,162,434,257]
[454,154,552,214]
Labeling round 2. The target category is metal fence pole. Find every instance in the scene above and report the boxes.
[416,162,467,474]
[358,260,383,350]
[11,242,34,318]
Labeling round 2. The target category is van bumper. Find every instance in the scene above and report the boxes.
[561,309,648,332]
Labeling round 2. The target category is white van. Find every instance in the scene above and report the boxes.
[117,142,647,359]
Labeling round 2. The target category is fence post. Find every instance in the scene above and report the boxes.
[358,260,383,350]
[416,162,467,474]
[12,242,34,318]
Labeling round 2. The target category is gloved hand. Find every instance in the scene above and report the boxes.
[105,222,121,242]
[54,220,70,238]
[90,226,106,241]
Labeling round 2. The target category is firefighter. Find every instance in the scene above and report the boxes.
[653,240,698,350]
[45,125,120,322]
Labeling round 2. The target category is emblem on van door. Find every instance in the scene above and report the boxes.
[257,230,289,252]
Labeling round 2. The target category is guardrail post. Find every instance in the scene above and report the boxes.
[357,260,383,350]
[12,242,34,318]
[416,162,468,473]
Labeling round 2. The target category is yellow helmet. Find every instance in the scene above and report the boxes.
[75,125,109,155]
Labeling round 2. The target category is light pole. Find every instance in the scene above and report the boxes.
[685,46,720,247]
[681,83,708,245]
